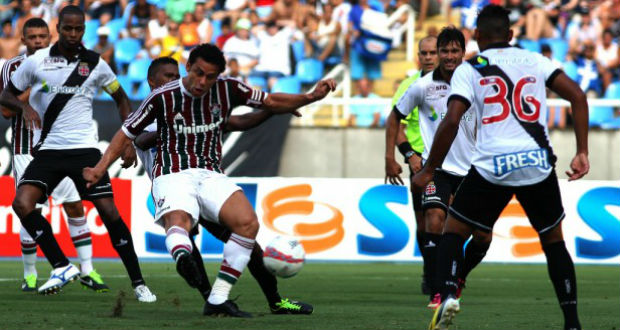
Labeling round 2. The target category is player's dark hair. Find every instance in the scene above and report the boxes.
[437,27,465,51]
[603,28,613,37]
[148,57,178,79]
[22,18,48,37]
[476,5,510,40]
[58,5,85,25]
[187,43,226,73]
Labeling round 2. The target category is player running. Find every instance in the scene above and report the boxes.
[385,35,437,296]
[133,56,312,314]
[0,6,155,302]
[387,27,478,308]
[414,5,588,330]
[83,44,336,317]
[0,18,108,293]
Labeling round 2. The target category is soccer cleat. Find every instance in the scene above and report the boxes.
[80,270,110,293]
[427,293,442,309]
[203,300,252,318]
[38,263,80,295]
[134,284,157,303]
[176,252,203,288]
[21,274,37,292]
[455,278,466,300]
[428,295,460,330]
[270,298,313,315]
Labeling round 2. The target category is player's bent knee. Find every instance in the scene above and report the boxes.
[425,208,446,234]
[63,201,85,218]
[12,195,36,219]
[539,224,564,246]
[232,214,259,239]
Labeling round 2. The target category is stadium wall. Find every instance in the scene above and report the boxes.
[0,176,618,264]
[279,128,620,180]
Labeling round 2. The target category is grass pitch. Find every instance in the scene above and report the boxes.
[0,260,617,329]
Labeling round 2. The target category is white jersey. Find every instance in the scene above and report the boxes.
[395,70,476,176]
[135,122,157,181]
[9,44,119,150]
[449,44,561,186]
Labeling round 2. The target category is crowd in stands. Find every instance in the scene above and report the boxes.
[0,0,619,128]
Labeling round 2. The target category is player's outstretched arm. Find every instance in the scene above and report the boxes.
[0,83,40,129]
[412,99,467,191]
[226,110,276,132]
[385,108,404,185]
[549,71,590,181]
[261,79,337,113]
[83,129,133,188]
[110,86,138,168]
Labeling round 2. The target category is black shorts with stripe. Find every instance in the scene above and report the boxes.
[19,148,114,203]
[422,169,464,212]
[448,166,565,234]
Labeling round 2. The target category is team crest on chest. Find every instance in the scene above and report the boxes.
[211,104,221,117]
[78,62,90,76]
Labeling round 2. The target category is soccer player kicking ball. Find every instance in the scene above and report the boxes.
[0,18,108,293]
[83,44,336,317]
[414,5,588,330]
[0,6,155,302]
[132,56,312,314]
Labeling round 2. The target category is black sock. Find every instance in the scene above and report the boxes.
[416,231,429,281]
[425,233,442,299]
[437,233,465,300]
[189,235,212,301]
[105,218,145,288]
[21,211,69,268]
[460,239,489,281]
[543,241,581,330]
[247,243,281,307]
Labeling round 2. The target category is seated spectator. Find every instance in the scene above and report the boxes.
[413,0,441,31]
[222,18,259,76]
[505,0,530,40]
[165,0,196,23]
[450,0,490,31]
[331,0,351,51]
[160,21,184,62]
[146,8,169,56]
[262,0,308,28]
[85,0,120,25]
[461,26,479,59]
[574,40,608,97]
[126,0,154,40]
[0,0,17,24]
[303,4,341,62]
[253,20,295,88]
[31,0,52,22]
[194,2,213,44]
[594,0,620,37]
[226,58,246,81]
[254,0,275,18]
[348,78,381,127]
[93,26,116,72]
[346,0,392,90]
[216,17,235,49]
[16,0,36,38]
[542,43,567,129]
[0,20,20,60]
[568,8,601,57]
[596,28,618,71]
[212,0,250,24]
[523,2,558,40]
[179,12,200,49]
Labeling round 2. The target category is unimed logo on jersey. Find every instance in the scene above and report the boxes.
[0,176,132,258]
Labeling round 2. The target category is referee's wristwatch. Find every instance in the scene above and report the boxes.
[404,150,415,163]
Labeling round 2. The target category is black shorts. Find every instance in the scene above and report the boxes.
[449,166,565,234]
[408,168,422,212]
[19,148,114,203]
[422,169,464,212]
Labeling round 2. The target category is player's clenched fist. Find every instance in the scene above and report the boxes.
[310,79,337,101]
[82,167,104,188]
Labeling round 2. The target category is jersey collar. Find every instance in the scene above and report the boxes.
[432,69,448,83]
[49,42,87,63]
[485,42,512,50]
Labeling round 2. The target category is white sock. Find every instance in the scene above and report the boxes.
[20,226,37,278]
[207,233,255,305]
[165,226,192,261]
[68,216,93,275]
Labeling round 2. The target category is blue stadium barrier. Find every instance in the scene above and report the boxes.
[131,81,152,101]
[325,56,341,67]
[271,76,301,94]
[292,40,305,62]
[247,75,267,90]
[106,18,125,43]
[114,38,141,71]
[116,75,134,93]
[518,39,541,53]
[563,61,578,81]
[296,58,324,84]
[127,58,152,83]
[84,19,100,48]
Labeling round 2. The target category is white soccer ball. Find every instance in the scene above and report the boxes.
[263,236,305,278]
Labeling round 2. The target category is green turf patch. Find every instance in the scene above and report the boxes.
[0,261,617,329]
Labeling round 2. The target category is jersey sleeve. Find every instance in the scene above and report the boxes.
[226,78,268,109]
[394,79,424,117]
[96,59,121,95]
[448,63,475,109]
[537,53,562,87]
[0,60,11,90]
[8,56,35,93]
[122,92,162,139]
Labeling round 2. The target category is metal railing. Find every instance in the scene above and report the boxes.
[386,4,415,62]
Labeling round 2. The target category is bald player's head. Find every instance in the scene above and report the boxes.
[418,36,438,74]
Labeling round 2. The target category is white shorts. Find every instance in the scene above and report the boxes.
[12,154,81,206]
[151,168,242,227]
